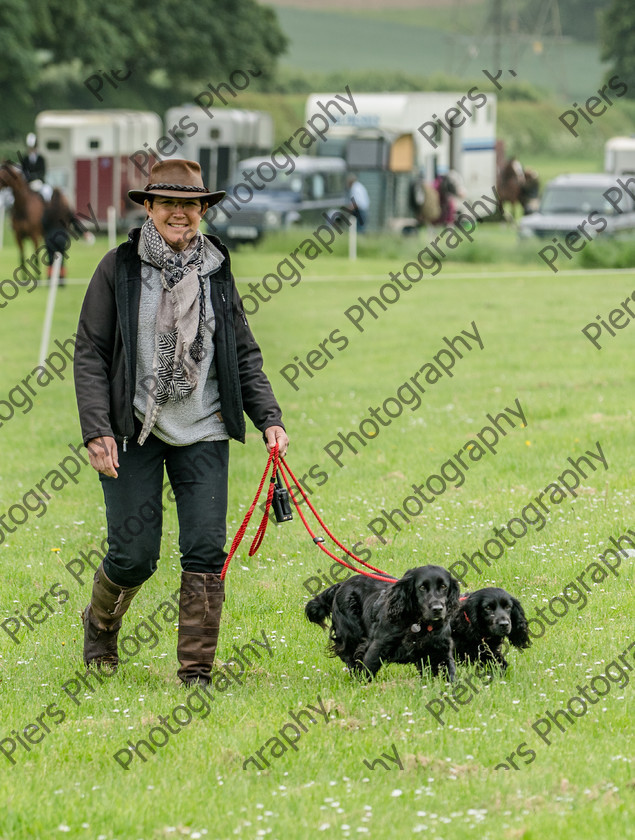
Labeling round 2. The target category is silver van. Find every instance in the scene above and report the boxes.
[519,173,635,240]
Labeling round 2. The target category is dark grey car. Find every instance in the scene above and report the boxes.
[204,155,348,245]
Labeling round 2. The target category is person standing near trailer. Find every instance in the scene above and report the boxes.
[345,174,370,231]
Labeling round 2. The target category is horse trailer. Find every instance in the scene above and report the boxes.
[35,107,273,227]
[605,136,635,176]
[164,105,273,192]
[35,109,163,225]
[305,91,497,225]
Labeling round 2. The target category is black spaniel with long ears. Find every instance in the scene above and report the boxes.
[305,565,461,681]
[451,587,531,671]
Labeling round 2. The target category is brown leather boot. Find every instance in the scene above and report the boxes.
[82,563,142,671]
[177,571,224,685]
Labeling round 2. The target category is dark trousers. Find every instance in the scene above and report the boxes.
[99,426,229,587]
[352,207,367,231]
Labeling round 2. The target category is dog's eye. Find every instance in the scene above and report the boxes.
[440,584,447,590]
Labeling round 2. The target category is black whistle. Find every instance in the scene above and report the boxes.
[271,474,293,522]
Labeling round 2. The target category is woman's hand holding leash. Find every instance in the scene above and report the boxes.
[265,425,288,458]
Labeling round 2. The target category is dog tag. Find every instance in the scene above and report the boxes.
[411,623,421,633]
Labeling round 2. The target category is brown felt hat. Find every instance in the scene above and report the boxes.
[128,159,226,206]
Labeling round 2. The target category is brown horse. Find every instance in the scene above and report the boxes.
[0,162,46,266]
[0,162,79,276]
[496,158,540,221]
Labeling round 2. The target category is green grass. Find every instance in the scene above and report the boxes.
[0,224,633,839]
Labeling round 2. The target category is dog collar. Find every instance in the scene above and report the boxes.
[411,623,434,633]
[459,596,471,624]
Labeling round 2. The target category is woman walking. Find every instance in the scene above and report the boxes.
[74,159,288,685]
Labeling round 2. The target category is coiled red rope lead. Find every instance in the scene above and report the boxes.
[220,445,395,583]
[277,456,395,582]
[219,445,279,581]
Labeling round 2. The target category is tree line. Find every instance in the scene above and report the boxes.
[0,0,632,143]
[0,0,287,140]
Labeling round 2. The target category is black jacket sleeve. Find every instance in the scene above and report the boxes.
[73,250,120,445]
[230,276,285,435]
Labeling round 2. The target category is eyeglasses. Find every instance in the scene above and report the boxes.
[154,199,202,210]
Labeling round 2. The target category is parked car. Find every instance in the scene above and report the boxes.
[205,155,348,245]
[518,173,635,240]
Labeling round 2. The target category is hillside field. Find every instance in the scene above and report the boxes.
[267,0,607,102]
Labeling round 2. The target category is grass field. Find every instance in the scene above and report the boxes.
[0,220,633,839]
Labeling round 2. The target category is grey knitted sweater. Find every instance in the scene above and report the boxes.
[133,239,229,445]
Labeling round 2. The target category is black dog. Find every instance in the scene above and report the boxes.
[305,565,460,681]
[451,587,531,671]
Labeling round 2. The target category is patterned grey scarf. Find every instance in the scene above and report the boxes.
[137,219,207,445]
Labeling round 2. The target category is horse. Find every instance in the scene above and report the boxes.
[496,158,540,222]
[0,162,79,276]
[0,162,45,267]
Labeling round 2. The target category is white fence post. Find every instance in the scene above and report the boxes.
[38,252,63,367]
[348,216,357,261]
[107,205,117,251]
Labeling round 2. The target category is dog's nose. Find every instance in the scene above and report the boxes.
[497,618,511,631]
[431,603,445,616]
